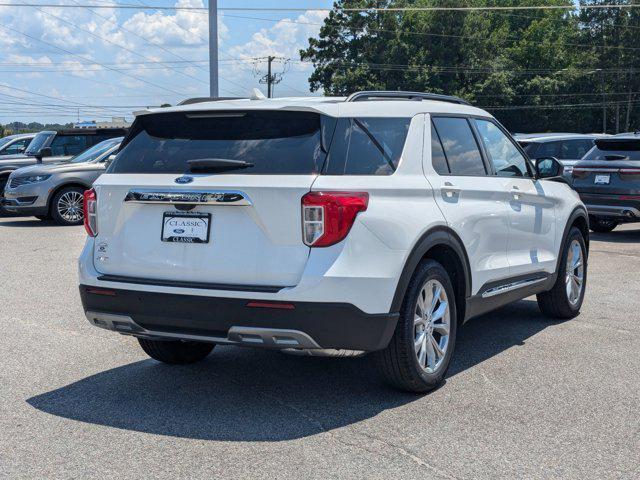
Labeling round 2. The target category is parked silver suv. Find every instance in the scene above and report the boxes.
[2,137,122,225]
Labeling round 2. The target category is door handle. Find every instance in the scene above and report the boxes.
[510,186,521,200]
[443,182,461,198]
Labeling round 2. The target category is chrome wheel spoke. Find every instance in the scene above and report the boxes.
[430,334,445,358]
[431,301,447,322]
[414,331,426,352]
[424,336,436,369]
[432,321,449,335]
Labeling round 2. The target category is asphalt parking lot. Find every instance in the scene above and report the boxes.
[1,216,639,480]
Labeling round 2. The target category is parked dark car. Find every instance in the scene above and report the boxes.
[571,134,640,232]
[515,133,606,177]
[0,128,127,214]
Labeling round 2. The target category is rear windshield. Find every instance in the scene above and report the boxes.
[583,139,640,161]
[109,111,336,175]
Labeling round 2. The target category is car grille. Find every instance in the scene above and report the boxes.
[9,177,30,188]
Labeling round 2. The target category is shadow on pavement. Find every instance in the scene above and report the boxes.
[590,227,640,244]
[27,299,552,441]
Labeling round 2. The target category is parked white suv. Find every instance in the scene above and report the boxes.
[78,91,589,392]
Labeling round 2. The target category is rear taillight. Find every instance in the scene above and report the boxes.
[301,191,368,247]
[83,188,97,237]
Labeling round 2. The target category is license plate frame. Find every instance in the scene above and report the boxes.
[161,212,211,244]
[594,174,610,185]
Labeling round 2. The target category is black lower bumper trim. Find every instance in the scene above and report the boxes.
[79,285,399,351]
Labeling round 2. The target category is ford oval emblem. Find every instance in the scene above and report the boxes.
[175,176,193,184]
[173,229,185,234]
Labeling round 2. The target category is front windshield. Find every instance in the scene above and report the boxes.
[24,132,54,155]
[69,137,122,164]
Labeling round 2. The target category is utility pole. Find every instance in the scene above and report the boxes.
[208,0,218,98]
[255,56,288,98]
[267,56,274,98]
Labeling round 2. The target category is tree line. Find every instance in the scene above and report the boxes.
[301,0,640,134]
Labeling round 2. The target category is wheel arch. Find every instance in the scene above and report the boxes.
[390,226,471,323]
[562,206,590,261]
[47,182,91,213]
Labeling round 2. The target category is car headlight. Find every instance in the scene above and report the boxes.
[15,174,51,184]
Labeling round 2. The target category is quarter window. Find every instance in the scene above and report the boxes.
[326,117,411,175]
[474,119,530,177]
[431,117,486,175]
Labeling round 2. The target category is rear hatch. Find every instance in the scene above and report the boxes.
[92,109,336,288]
[572,137,640,195]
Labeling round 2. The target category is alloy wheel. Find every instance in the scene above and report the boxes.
[565,239,584,306]
[414,279,451,373]
[57,191,84,223]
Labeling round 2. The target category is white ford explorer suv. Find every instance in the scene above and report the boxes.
[79,91,589,392]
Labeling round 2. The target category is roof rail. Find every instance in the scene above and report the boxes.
[177,97,246,106]
[345,91,471,106]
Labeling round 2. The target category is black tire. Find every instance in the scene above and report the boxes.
[537,227,587,319]
[589,215,618,233]
[50,186,85,226]
[376,259,458,393]
[138,338,214,365]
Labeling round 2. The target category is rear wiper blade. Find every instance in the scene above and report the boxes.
[187,158,254,172]
[604,154,628,161]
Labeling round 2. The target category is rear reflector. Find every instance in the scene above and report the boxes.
[246,301,295,310]
[301,191,369,247]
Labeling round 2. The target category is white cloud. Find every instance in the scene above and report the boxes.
[122,0,216,48]
[227,11,327,71]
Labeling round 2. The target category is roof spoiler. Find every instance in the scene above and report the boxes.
[178,97,247,106]
[345,90,471,106]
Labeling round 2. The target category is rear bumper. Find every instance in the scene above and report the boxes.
[579,193,640,220]
[80,285,399,351]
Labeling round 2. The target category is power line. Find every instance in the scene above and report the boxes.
[221,13,640,53]
[0,22,187,96]
[2,4,640,12]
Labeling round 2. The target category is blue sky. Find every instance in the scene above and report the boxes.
[0,1,333,124]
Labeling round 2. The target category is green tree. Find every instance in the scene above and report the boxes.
[301,0,639,132]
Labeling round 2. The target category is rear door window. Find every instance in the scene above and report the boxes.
[50,135,88,156]
[325,117,411,175]
[431,117,486,175]
[110,111,335,174]
[474,119,531,177]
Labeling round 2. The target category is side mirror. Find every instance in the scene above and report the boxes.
[103,154,116,167]
[35,147,52,163]
[535,157,564,180]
